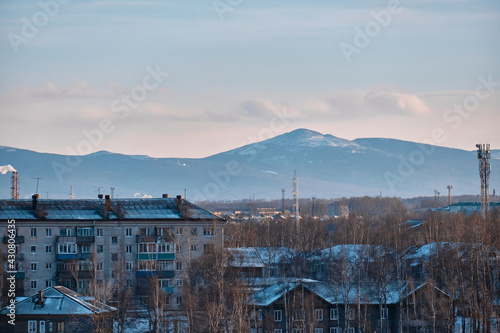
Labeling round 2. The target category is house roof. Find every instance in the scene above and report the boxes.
[227,248,265,268]
[0,286,116,316]
[0,198,222,221]
[316,244,395,262]
[249,280,446,307]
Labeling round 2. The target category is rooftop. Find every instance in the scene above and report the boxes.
[0,197,223,221]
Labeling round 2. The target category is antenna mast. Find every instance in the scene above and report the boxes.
[476,143,491,218]
[69,185,75,199]
[447,185,453,206]
[292,170,299,222]
[32,177,43,194]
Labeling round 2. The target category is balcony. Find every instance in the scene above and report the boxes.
[2,236,24,244]
[162,286,175,294]
[157,270,175,278]
[78,271,93,279]
[136,253,175,261]
[76,236,95,244]
[16,253,24,261]
[137,235,158,243]
[56,254,77,260]
[136,270,175,278]
[14,271,25,279]
[77,253,91,260]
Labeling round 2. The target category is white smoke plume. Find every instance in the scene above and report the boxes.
[0,165,16,175]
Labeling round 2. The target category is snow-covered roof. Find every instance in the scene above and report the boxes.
[250,280,446,307]
[0,286,116,316]
[227,248,265,268]
[254,247,296,265]
[318,244,395,262]
[0,198,222,221]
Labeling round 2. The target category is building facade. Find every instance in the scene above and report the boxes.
[0,194,224,310]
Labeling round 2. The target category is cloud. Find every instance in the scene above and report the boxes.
[323,85,432,119]
[2,81,102,100]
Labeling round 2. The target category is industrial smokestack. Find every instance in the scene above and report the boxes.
[11,171,20,199]
[0,165,16,174]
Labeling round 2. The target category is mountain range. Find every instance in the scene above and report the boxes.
[1,129,499,201]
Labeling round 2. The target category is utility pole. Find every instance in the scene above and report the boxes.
[292,170,299,223]
[281,189,285,214]
[447,185,453,206]
[110,186,116,199]
[476,144,491,218]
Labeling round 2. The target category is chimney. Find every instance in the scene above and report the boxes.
[176,195,183,208]
[37,290,43,305]
[32,194,40,210]
[98,194,104,199]
[105,195,111,211]
[162,194,169,198]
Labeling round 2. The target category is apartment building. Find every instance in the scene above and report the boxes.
[0,194,224,309]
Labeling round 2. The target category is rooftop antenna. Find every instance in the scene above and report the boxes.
[476,143,491,218]
[184,189,187,200]
[281,189,285,213]
[69,185,75,199]
[96,187,103,195]
[292,170,299,223]
[32,177,43,194]
[447,185,453,206]
[110,186,115,199]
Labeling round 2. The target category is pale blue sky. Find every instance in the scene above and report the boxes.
[1,0,499,157]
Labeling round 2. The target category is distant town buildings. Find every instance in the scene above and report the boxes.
[327,201,349,218]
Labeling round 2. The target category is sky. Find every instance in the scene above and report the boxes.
[0,0,499,158]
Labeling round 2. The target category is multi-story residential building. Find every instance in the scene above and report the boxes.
[0,194,224,309]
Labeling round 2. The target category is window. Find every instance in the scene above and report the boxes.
[46,280,53,288]
[190,227,197,235]
[158,242,174,253]
[293,310,304,321]
[40,321,46,333]
[190,244,197,252]
[315,329,323,333]
[46,229,52,237]
[315,309,323,321]
[57,321,64,332]
[258,309,263,320]
[330,328,338,333]
[126,228,132,237]
[57,243,76,254]
[176,296,182,305]
[97,245,103,253]
[46,246,52,254]
[138,243,156,253]
[156,260,173,271]
[176,262,182,271]
[48,322,53,333]
[31,246,37,254]
[112,236,118,244]
[348,308,355,320]
[176,244,182,253]
[31,262,37,271]
[203,227,214,236]
[177,279,183,287]
[423,328,432,333]
[46,263,52,270]
[126,280,134,288]
[292,330,303,333]
[78,245,91,253]
[176,228,182,235]
[31,280,37,289]
[159,279,171,288]
[97,263,103,271]
[28,320,37,332]
[381,306,388,319]
[96,228,103,237]
[274,310,282,321]
[31,228,37,238]
[126,262,133,271]
[348,328,355,333]
[203,244,211,253]
[137,260,155,270]
[330,308,339,320]
[126,245,133,254]
[112,253,118,261]
[274,330,283,333]
[59,228,72,236]
[77,228,94,236]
